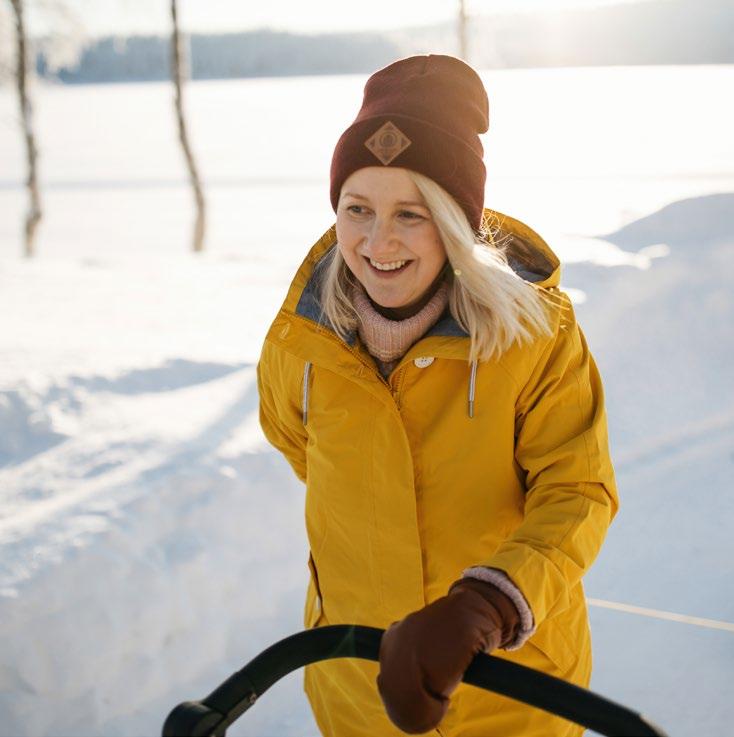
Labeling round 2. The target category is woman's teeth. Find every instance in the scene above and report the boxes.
[369,258,408,271]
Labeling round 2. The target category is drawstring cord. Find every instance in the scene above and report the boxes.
[302,361,312,425]
[468,360,478,419]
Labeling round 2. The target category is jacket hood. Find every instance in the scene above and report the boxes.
[494,210,560,288]
[279,208,561,340]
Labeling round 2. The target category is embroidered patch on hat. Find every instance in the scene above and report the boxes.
[364,121,411,165]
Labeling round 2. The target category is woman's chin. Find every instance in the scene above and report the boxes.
[364,289,411,311]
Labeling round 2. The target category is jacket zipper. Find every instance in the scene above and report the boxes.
[390,366,406,409]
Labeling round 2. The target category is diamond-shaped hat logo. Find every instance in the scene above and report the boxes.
[364,121,411,165]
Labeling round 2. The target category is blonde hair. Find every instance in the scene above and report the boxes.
[321,171,556,363]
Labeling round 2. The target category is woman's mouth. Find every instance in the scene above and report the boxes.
[366,257,412,275]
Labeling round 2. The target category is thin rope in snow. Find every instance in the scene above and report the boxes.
[587,598,734,633]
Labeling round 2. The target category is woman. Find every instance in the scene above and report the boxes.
[257,55,617,737]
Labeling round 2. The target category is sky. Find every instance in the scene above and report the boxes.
[27,0,666,38]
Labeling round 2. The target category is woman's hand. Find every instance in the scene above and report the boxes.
[376,579,520,733]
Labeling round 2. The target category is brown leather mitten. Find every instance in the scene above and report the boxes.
[377,580,520,734]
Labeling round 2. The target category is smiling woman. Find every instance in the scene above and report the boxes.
[256,54,618,737]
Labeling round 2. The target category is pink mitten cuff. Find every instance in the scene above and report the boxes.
[461,566,536,650]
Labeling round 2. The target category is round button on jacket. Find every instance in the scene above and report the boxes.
[414,357,435,368]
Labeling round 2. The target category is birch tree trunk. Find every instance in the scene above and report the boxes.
[10,0,41,258]
[170,0,206,253]
[458,0,469,62]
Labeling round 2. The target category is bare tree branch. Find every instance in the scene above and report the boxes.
[10,0,41,258]
[170,0,206,253]
[458,0,469,62]
[458,0,469,61]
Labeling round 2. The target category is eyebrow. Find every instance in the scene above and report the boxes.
[342,192,428,208]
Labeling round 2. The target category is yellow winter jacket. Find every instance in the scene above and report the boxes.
[257,209,618,737]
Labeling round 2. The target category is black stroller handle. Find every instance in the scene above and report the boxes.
[163,624,669,737]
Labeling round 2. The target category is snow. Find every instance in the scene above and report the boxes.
[0,66,733,736]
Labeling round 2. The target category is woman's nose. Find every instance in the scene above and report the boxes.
[366,219,400,257]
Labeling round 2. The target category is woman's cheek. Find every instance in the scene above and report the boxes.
[340,226,368,263]
[336,220,359,252]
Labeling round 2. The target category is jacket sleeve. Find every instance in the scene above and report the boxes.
[257,339,308,484]
[480,293,619,627]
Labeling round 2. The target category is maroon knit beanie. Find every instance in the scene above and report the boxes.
[330,54,489,230]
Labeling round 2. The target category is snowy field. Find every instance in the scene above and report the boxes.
[0,65,733,736]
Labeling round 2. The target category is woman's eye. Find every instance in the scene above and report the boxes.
[347,205,366,215]
[399,210,423,220]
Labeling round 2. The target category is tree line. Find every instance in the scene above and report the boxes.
[33,0,734,86]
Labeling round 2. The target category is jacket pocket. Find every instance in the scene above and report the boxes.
[304,553,324,629]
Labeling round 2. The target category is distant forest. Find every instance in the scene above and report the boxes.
[38,0,734,84]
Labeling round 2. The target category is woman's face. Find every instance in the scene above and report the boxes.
[336,167,447,311]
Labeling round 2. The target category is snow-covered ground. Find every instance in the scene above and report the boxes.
[0,66,733,736]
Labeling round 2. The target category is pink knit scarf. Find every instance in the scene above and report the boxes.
[351,280,449,377]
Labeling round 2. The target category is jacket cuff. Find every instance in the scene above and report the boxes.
[462,566,536,650]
